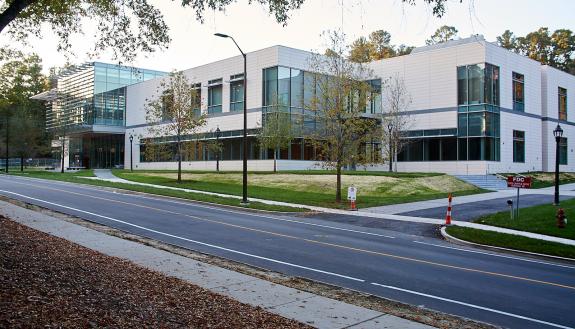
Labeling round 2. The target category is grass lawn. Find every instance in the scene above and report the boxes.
[474,198,575,240]
[446,226,575,259]
[447,196,575,258]
[5,170,302,212]
[113,170,485,209]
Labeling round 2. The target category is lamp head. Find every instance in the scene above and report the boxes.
[214,33,229,38]
[553,124,564,138]
[129,134,134,142]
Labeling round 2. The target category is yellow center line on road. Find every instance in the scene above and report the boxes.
[5,178,575,292]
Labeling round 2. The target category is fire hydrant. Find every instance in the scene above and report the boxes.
[556,208,566,228]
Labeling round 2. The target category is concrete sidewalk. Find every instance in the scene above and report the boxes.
[0,200,433,329]
[86,170,575,247]
[363,183,575,215]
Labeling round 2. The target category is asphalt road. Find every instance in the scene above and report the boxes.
[400,194,575,221]
[1,174,574,329]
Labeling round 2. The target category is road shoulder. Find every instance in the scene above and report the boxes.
[0,199,438,329]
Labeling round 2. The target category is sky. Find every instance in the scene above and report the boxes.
[3,0,575,74]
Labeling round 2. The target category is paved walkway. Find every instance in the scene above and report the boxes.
[0,200,433,329]
[363,183,575,214]
[88,170,575,246]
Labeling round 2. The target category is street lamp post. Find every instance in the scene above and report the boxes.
[215,127,221,172]
[553,124,563,205]
[215,32,248,204]
[129,134,134,172]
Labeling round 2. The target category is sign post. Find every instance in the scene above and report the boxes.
[506,176,532,219]
[347,186,357,211]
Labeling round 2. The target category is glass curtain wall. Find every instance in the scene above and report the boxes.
[457,63,501,161]
[262,66,382,161]
[93,63,165,127]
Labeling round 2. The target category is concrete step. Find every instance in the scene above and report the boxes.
[455,175,511,191]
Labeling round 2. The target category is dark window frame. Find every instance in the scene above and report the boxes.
[559,87,567,121]
[513,130,525,163]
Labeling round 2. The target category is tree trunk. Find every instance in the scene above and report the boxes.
[177,140,182,183]
[336,162,342,203]
[273,148,277,173]
[20,154,23,172]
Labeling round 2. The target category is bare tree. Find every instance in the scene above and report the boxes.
[258,110,296,173]
[307,30,380,203]
[145,71,206,183]
[381,74,412,172]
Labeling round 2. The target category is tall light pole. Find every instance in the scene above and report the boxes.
[553,124,563,205]
[215,126,221,172]
[129,134,134,172]
[4,115,8,174]
[215,32,248,204]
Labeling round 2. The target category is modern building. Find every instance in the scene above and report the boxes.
[36,36,575,174]
[33,62,165,168]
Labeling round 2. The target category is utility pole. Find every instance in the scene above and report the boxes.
[4,115,8,174]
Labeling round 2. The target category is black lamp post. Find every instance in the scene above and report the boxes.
[553,124,563,205]
[215,32,248,204]
[215,127,221,172]
[129,134,134,172]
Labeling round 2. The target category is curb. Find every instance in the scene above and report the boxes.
[440,226,575,263]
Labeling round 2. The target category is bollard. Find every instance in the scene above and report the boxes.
[445,193,453,225]
[507,199,514,220]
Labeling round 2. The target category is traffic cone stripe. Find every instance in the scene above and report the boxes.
[445,193,453,225]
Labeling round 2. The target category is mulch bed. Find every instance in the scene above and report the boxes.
[0,217,310,328]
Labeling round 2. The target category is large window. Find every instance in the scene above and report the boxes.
[457,63,501,161]
[191,83,201,117]
[513,130,525,163]
[161,89,174,121]
[262,66,320,135]
[208,79,222,114]
[512,72,524,111]
[230,74,244,112]
[559,87,567,121]
[366,79,382,114]
[560,137,568,165]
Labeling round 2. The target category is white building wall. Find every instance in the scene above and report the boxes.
[541,65,575,171]
[122,39,575,174]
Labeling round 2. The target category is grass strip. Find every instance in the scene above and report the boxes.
[474,199,575,240]
[446,226,575,259]
[6,171,304,213]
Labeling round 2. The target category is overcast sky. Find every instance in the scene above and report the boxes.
[3,0,575,73]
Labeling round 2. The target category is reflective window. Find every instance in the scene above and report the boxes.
[191,83,201,117]
[263,67,278,106]
[559,87,567,121]
[560,137,568,165]
[513,130,525,163]
[513,72,524,111]
[208,84,222,114]
[230,80,244,112]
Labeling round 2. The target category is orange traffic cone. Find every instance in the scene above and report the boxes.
[445,193,453,225]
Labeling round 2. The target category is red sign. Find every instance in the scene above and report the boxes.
[507,176,532,189]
